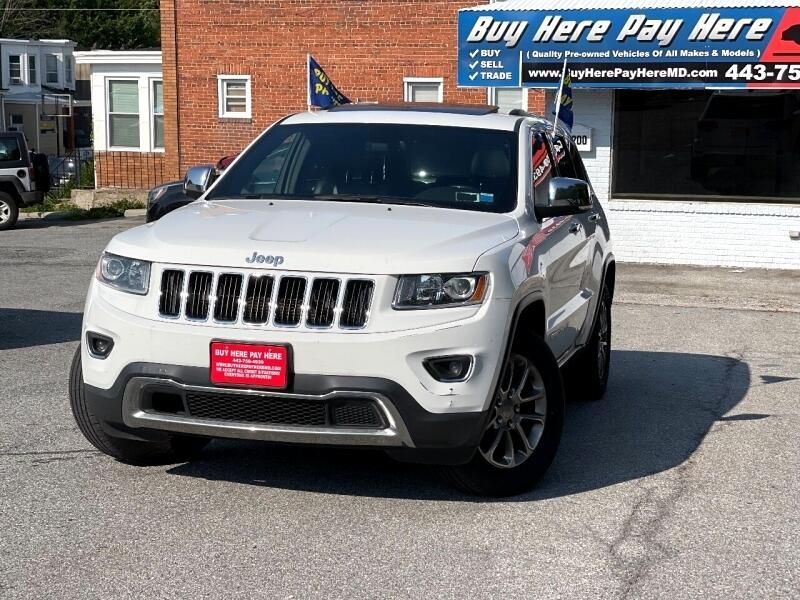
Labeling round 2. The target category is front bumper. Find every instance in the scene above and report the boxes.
[84,365,488,464]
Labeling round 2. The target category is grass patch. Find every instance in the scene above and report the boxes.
[23,198,146,219]
[20,196,75,213]
[63,199,146,220]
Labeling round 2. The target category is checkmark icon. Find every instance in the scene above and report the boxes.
[469,49,479,58]
[469,72,479,81]
[469,60,479,69]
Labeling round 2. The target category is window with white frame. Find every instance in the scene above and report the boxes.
[152,80,164,149]
[218,75,251,118]
[403,78,443,103]
[65,55,73,83]
[488,88,528,114]
[9,55,22,85]
[28,55,37,84]
[45,54,58,84]
[108,80,140,148]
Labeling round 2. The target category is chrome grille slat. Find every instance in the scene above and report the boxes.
[159,269,372,330]
[243,275,274,324]
[214,273,243,322]
[274,276,307,326]
[158,269,184,317]
[307,278,340,328]
[185,272,213,320]
[340,280,374,329]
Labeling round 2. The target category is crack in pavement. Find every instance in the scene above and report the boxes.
[607,351,747,599]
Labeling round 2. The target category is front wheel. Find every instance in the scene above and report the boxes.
[442,335,564,497]
[69,347,210,465]
[0,192,19,231]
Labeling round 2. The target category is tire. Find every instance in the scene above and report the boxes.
[568,284,612,401]
[69,347,210,465]
[0,192,19,231]
[442,334,564,497]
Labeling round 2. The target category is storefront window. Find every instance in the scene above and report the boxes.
[613,90,800,202]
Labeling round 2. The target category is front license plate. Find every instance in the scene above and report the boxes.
[210,342,289,389]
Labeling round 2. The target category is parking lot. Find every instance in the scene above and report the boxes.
[1,217,798,599]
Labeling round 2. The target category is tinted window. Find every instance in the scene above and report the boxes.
[0,137,22,162]
[531,132,555,207]
[551,135,578,179]
[614,90,800,201]
[207,123,518,213]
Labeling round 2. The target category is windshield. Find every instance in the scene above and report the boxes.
[206,123,518,213]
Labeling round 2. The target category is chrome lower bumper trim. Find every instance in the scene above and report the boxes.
[121,377,414,447]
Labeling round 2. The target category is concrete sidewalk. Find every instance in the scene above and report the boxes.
[616,263,800,313]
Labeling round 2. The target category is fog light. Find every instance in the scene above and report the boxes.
[86,332,114,359]
[423,355,473,383]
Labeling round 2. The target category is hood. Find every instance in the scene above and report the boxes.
[107,199,519,274]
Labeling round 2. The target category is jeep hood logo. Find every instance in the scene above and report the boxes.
[245,252,285,266]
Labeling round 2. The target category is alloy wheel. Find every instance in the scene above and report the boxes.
[479,353,547,469]
[0,200,10,224]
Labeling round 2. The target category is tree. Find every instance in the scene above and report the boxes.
[0,0,160,50]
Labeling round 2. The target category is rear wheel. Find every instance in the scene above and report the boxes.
[442,334,564,497]
[0,192,19,231]
[569,285,612,401]
[69,347,209,465]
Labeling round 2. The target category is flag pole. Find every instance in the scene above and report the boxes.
[552,57,567,136]
[306,53,312,112]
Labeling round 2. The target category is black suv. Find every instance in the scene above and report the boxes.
[0,132,49,231]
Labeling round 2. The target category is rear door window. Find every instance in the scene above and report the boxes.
[0,136,23,164]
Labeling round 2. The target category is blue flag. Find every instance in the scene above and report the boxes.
[553,63,574,132]
[308,55,351,109]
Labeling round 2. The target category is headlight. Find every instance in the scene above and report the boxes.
[148,184,168,207]
[393,273,488,309]
[96,252,151,295]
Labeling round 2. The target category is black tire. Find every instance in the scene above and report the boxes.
[0,191,19,231]
[69,347,210,465]
[568,285,612,401]
[442,334,564,497]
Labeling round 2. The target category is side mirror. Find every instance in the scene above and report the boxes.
[183,165,216,199]
[536,177,591,219]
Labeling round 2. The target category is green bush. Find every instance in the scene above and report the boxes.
[63,198,146,220]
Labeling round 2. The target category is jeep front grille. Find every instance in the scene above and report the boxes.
[157,268,374,329]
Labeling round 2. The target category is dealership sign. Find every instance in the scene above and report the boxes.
[458,7,800,88]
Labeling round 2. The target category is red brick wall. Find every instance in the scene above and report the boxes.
[95,152,169,189]
[161,0,546,178]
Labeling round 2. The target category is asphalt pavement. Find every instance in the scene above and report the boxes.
[1,217,798,599]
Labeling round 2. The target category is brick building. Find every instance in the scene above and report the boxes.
[154,0,799,268]
[158,0,545,177]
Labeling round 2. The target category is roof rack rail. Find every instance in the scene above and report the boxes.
[508,109,541,118]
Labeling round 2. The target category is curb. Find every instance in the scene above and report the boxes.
[124,209,147,218]
[18,211,70,221]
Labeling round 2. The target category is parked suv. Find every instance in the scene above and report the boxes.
[70,105,614,496]
[0,131,49,231]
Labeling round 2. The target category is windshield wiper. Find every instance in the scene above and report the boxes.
[311,194,428,207]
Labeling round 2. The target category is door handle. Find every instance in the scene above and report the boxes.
[588,212,603,222]
[568,221,582,234]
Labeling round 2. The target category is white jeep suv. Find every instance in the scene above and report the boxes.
[70,104,615,496]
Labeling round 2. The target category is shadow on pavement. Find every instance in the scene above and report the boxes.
[166,350,751,500]
[0,308,82,350]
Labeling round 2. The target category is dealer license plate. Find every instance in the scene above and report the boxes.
[210,342,289,389]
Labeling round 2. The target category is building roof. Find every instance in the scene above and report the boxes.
[0,38,76,46]
[73,50,162,66]
[463,0,794,9]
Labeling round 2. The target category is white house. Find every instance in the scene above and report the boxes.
[74,50,165,188]
[0,38,77,155]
